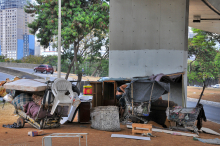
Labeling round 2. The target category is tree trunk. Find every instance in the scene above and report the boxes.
[72,61,75,74]
[196,81,206,107]
[76,72,82,90]
[91,62,102,76]
[74,41,80,74]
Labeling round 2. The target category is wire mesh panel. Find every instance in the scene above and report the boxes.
[167,106,201,133]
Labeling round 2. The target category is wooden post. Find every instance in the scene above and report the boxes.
[182,73,186,107]
[96,83,98,107]
[168,92,170,108]
[131,83,134,115]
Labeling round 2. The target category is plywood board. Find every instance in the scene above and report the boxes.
[3,79,47,91]
[111,134,150,141]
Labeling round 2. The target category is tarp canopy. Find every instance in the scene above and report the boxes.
[125,80,170,103]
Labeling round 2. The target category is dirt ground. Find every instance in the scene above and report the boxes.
[60,72,100,82]
[0,104,220,146]
[187,86,220,103]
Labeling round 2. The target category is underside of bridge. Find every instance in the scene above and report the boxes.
[109,0,220,106]
[189,0,220,34]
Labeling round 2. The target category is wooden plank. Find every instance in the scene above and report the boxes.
[132,124,152,135]
[132,123,152,128]
[3,79,47,91]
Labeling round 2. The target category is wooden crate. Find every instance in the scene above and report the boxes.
[132,123,152,135]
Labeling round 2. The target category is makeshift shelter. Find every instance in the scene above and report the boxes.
[90,72,184,126]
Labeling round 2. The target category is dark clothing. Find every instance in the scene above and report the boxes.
[117,87,123,92]
[116,95,125,109]
[116,95,122,100]
[197,104,207,130]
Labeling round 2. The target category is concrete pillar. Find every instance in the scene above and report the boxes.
[109,0,189,106]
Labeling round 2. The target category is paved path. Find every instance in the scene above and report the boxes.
[0,72,14,81]
[7,67,76,81]
[187,99,220,124]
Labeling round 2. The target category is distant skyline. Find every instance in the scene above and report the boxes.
[0,0,35,59]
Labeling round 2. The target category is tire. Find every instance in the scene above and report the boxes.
[17,117,25,128]
[51,72,53,74]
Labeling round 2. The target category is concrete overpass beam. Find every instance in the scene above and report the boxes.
[109,0,189,106]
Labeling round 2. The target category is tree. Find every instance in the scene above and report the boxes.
[0,55,5,62]
[188,28,218,81]
[21,55,44,64]
[188,28,220,105]
[76,31,109,76]
[43,55,58,67]
[25,0,110,79]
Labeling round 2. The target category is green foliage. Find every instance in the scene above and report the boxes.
[19,55,58,67]
[188,28,220,84]
[25,0,110,77]
[79,58,108,76]
[25,0,109,49]
[21,55,44,64]
[0,55,5,62]
[100,59,109,77]
[43,55,58,67]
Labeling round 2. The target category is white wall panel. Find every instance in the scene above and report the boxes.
[109,49,187,78]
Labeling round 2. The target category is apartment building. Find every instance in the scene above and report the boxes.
[0,0,35,59]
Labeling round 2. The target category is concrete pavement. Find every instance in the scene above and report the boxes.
[187,99,220,124]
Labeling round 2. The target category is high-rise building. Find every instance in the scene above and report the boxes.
[0,0,35,59]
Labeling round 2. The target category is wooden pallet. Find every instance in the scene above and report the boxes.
[132,123,152,135]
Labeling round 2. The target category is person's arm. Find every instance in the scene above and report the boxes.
[119,84,127,93]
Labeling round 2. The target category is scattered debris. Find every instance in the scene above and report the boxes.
[2,122,23,128]
[142,133,156,137]
[193,137,220,145]
[111,134,150,141]
[201,127,220,136]
[152,128,199,137]
[28,130,44,137]
[126,125,199,137]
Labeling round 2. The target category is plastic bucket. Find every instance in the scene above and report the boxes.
[83,85,92,95]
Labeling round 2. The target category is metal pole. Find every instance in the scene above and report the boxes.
[57,0,61,78]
